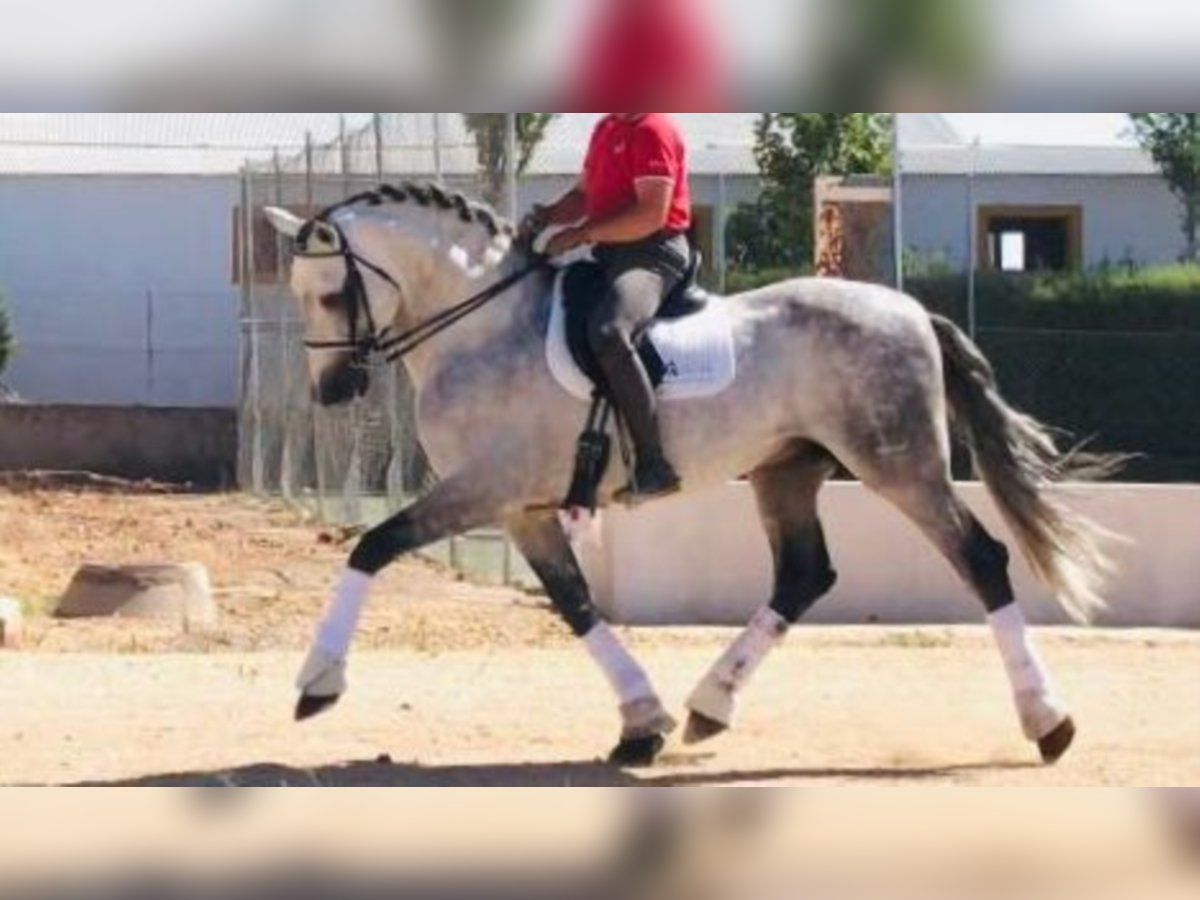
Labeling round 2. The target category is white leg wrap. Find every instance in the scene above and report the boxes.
[314,568,373,659]
[687,606,789,727]
[295,643,347,698]
[584,623,656,706]
[618,697,679,740]
[988,604,1069,741]
[296,568,371,699]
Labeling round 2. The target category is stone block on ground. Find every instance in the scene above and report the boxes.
[55,563,217,632]
[0,598,23,649]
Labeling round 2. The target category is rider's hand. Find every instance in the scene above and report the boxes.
[545,225,591,258]
[518,204,551,243]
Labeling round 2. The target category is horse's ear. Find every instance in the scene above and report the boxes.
[264,206,304,239]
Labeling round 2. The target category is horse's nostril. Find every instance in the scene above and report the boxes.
[314,364,367,407]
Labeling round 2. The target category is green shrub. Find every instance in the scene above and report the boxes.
[906,264,1200,482]
[907,263,1200,331]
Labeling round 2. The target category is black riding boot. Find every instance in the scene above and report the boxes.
[596,344,682,505]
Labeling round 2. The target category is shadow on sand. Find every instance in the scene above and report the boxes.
[67,757,1040,787]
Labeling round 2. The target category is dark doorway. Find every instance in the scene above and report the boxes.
[979,206,1082,273]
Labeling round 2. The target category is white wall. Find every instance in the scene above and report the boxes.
[0,175,240,407]
[903,174,1185,270]
[581,482,1200,629]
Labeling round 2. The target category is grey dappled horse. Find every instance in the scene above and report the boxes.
[265,183,1119,768]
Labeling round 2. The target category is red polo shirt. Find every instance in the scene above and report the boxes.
[582,114,692,234]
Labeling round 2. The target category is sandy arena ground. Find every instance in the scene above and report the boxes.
[1,483,1198,786]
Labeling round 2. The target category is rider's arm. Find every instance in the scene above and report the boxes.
[543,185,588,226]
[526,185,587,234]
[580,177,674,245]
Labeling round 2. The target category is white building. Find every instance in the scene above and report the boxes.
[0,113,367,407]
[900,139,1183,273]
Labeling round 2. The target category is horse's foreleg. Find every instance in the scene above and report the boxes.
[295,473,501,721]
[685,444,838,744]
[507,509,675,767]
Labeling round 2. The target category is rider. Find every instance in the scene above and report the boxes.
[523,113,692,503]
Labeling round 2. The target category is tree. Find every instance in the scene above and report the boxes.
[462,114,559,209]
[728,114,892,273]
[1130,114,1200,262]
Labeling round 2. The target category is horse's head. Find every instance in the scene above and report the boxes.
[265,206,406,406]
[267,186,521,405]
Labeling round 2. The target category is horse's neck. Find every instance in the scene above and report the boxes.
[371,222,530,389]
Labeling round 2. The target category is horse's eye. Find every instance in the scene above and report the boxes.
[318,293,343,311]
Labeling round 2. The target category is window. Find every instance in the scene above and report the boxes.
[978,205,1082,273]
[998,231,1026,271]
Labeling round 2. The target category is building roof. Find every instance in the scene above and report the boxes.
[901,143,1159,177]
[0,113,370,175]
[1,113,1157,180]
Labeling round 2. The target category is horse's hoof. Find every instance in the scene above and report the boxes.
[1038,716,1076,765]
[683,711,728,746]
[608,734,667,768]
[295,693,340,722]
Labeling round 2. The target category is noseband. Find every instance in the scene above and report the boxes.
[294,218,547,367]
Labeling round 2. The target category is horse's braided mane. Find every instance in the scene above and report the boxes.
[312,181,513,240]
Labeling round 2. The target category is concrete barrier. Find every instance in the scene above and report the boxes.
[0,405,236,488]
[581,482,1200,629]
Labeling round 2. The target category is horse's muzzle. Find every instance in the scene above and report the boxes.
[313,364,369,406]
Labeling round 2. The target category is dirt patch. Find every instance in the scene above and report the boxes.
[0,488,567,654]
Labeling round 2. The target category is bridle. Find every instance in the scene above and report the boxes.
[295,218,548,367]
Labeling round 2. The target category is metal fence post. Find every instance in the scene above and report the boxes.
[892,114,905,292]
[967,138,980,340]
[237,166,251,413]
[504,113,519,219]
[433,113,443,183]
[340,114,350,196]
[716,167,729,293]
[145,289,154,405]
[304,131,314,214]
[245,169,264,494]
[373,113,384,180]
[273,149,293,497]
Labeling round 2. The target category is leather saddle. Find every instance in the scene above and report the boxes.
[560,250,711,393]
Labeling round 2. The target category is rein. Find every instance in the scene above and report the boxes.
[297,221,548,366]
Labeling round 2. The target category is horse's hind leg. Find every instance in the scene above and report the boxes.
[871,474,1076,764]
[685,442,839,745]
[507,509,676,767]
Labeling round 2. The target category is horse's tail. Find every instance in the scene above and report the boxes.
[930,314,1125,623]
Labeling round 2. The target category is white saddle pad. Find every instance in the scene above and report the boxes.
[546,271,737,402]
